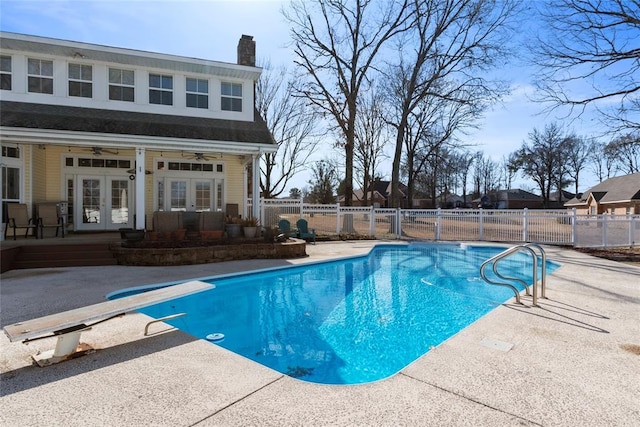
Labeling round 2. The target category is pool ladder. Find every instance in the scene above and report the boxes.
[479,243,547,307]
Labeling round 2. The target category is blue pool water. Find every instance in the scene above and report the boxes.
[110,243,559,385]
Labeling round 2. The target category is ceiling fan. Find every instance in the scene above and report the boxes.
[88,146,119,156]
[183,152,217,161]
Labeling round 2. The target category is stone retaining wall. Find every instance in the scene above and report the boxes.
[110,239,307,266]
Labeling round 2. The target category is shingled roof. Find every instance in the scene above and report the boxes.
[564,173,640,206]
[0,101,275,145]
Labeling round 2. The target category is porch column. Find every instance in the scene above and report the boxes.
[135,147,145,230]
[252,153,260,220]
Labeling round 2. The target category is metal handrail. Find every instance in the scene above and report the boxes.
[144,312,186,336]
[479,244,547,307]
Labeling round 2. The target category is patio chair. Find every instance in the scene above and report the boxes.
[4,203,39,240]
[148,211,186,240]
[278,219,294,238]
[36,203,65,238]
[197,211,226,240]
[296,218,316,244]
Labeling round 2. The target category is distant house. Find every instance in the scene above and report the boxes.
[473,189,542,209]
[564,173,640,215]
[341,180,409,208]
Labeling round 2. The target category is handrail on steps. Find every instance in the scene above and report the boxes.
[479,243,547,307]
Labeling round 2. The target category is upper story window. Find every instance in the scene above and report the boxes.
[0,56,11,90]
[149,73,173,105]
[68,63,93,98]
[109,68,135,102]
[186,78,208,109]
[221,82,242,112]
[27,58,53,94]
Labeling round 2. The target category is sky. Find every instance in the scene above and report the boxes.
[0,0,609,193]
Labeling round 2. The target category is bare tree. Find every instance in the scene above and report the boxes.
[500,154,517,190]
[256,61,319,198]
[589,140,616,182]
[354,86,389,205]
[511,122,567,207]
[385,0,517,208]
[563,134,592,194]
[284,0,412,207]
[307,159,340,204]
[605,132,640,174]
[473,154,500,197]
[399,90,479,207]
[532,0,640,131]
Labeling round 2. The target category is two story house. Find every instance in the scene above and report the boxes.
[0,32,276,238]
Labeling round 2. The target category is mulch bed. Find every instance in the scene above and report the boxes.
[573,246,640,265]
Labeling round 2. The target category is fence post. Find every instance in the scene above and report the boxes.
[299,197,304,218]
[436,208,441,240]
[396,208,402,238]
[523,208,528,242]
[571,208,577,246]
[479,208,484,241]
[370,205,375,236]
[602,213,608,247]
[629,214,634,247]
[336,203,341,235]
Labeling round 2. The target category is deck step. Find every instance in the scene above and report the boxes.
[7,243,117,270]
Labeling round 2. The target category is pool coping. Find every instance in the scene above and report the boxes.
[1,241,639,426]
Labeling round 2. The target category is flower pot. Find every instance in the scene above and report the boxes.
[243,226,257,238]
[225,223,242,239]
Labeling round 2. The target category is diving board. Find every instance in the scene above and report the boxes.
[3,280,214,366]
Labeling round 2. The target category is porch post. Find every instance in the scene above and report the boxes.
[135,147,145,230]
[252,154,260,220]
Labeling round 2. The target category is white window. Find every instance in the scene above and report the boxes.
[27,58,53,94]
[0,55,11,91]
[186,77,208,109]
[221,82,242,112]
[109,68,134,102]
[68,63,93,98]
[149,73,173,105]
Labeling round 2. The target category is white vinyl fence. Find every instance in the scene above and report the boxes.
[250,199,639,248]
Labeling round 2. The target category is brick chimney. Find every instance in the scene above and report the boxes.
[237,35,255,66]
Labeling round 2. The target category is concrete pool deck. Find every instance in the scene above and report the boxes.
[1,241,639,426]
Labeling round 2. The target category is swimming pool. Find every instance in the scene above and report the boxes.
[110,243,559,384]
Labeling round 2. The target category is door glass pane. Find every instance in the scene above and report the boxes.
[82,179,101,224]
[195,181,211,211]
[2,167,20,200]
[170,181,187,211]
[216,181,223,212]
[110,180,129,224]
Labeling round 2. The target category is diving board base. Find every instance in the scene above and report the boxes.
[32,329,94,367]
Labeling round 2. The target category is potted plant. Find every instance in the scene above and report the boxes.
[242,216,259,238]
[225,216,242,239]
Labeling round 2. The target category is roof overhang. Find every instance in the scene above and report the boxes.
[0,127,277,155]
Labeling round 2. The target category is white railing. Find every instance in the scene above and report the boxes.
[249,199,639,248]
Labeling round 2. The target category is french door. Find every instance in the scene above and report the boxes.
[76,175,133,230]
[165,178,215,211]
